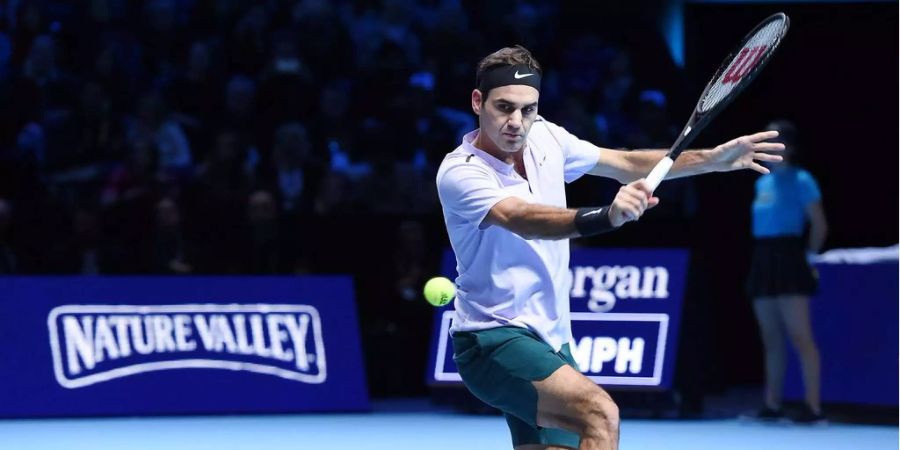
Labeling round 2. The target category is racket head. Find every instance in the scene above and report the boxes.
[695,12,790,118]
[652,13,789,190]
[666,12,789,160]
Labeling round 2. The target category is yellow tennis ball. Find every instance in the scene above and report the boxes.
[423,277,456,307]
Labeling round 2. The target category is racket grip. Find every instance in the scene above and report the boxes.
[645,156,674,192]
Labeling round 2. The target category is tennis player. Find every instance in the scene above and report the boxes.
[436,45,784,450]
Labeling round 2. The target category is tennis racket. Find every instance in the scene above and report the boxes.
[645,12,790,191]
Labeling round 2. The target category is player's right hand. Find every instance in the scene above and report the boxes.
[609,179,659,227]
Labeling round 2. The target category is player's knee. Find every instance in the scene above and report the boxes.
[581,389,619,437]
[599,399,620,433]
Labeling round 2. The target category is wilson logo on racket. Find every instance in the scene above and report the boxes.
[721,45,768,85]
[47,304,326,388]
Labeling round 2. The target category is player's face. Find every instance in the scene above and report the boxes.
[472,85,539,153]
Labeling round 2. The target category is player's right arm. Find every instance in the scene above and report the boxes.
[438,161,658,241]
[485,179,659,240]
[484,198,578,240]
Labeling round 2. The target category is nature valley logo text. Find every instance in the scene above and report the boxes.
[48,304,326,388]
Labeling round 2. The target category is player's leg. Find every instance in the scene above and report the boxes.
[778,294,821,413]
[752,297,787,410]
[508,411,579,450]
[452,327,584,449]
[532,364,619,450]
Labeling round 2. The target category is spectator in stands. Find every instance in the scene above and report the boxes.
[243,189,280,273]
[49,81,124,171]
[101,138,161,207]
[313,171,353,215]
[393,219,426,301]
[229,5,270,75]
[60,207,108,275]
[10,2,43,68]
[240,189,307,274]
[258,28,316,125]
[100,137,163,273]
[291,0,352,81]
[139,0,189,83]
[217,75,262,157]
[268,122,323,214]
[91,41,136,116]
[128,92,192,173]
[167,40,223,161]
[184,129,251,273]
[15,34,75,141]
[154,196,193,274]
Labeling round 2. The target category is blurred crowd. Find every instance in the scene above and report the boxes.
[0,0,692,277]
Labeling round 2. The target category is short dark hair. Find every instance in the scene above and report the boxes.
[765,119,798,148]
[476,45,542,87]
[765,119,800,163]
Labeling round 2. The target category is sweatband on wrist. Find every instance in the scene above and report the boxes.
[574,206,615,236]
[476,64,542,95]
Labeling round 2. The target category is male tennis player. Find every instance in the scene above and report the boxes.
[436,46,784,450]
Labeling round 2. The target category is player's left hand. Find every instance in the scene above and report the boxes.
[709,130,785,174]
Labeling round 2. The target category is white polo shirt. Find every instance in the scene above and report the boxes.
[436,116,601,351]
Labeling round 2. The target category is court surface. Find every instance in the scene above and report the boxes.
[2,406,895,450]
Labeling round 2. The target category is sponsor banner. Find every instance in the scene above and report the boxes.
[784,260,899,406]
[428,248,688,388]
[0,277,368,417]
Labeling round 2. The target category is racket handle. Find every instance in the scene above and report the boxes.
[645,156,674,192]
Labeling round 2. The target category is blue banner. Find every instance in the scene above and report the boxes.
[784,259,899,406]
[428,248,689,388]
[0,276,369,417]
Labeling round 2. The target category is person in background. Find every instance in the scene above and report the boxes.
[745,120,828,424]
[154,196,193,275]
[241,189,307,274]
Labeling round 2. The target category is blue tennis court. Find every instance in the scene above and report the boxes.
[2,407,895,450]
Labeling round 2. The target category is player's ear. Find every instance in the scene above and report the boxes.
[471,89,483,116]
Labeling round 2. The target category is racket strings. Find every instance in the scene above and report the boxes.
[700,19,786,113]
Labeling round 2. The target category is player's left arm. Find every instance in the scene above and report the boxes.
[586,131,785,183]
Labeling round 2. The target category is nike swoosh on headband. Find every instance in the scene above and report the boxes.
[513,71,534,79]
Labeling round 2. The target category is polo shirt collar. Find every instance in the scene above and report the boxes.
[462,130,522,175]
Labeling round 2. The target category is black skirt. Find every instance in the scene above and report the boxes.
[746,236,818,299]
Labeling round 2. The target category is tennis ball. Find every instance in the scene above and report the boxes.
[423,277,456,307]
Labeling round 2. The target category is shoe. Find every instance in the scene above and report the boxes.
[789,405,827,425]
[741,406,785,421]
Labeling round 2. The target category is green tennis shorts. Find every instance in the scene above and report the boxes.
[452,326,581,449]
